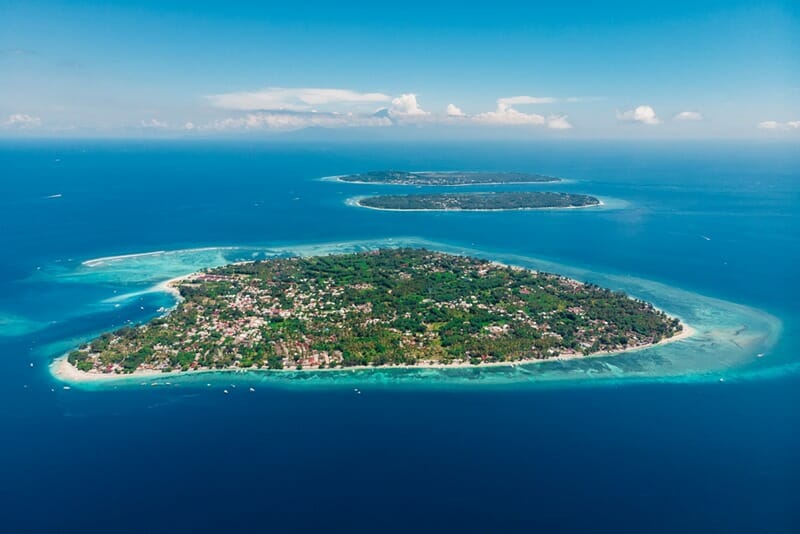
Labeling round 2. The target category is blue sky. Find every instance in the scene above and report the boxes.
[1,0,798,138]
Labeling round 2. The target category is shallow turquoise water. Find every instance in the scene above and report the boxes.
[39,239,782,389]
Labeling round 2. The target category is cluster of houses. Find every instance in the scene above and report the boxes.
[75,252,666,374]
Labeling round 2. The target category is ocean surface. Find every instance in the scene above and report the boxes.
[0,140,798,532]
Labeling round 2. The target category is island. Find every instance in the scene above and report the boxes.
[355,192,601,211]
[337,170,560,186]
[65,249,683,376]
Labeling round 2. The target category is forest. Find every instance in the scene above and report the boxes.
[358,192,600,210]
[68,249,681,374]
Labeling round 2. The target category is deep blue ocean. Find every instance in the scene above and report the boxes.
[0,140,798,532]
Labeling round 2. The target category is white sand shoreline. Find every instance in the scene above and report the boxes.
[320,173,563,187]
[349,196,605,212]
[50,250,695,385]
[333,179,563,187]
[50,316,695,385]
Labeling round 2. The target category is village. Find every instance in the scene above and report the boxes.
[67,249,682,375]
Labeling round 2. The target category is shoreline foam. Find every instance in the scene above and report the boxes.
[349,196,605,212]
[50,260,694,384]
[44,239,781,387]
[321,172,563,187]
[50,323,695,384]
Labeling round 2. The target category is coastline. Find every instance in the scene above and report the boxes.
[334,179,562,187]
[153,272,195,301]
[51,258,695,384]
[53,240,752,390]
[321,173,561,187]
[349,196,605,212]
[50,324,695,384]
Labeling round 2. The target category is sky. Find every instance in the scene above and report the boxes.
[1,0,798,139]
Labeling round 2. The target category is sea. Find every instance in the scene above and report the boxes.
[0,139,798,532]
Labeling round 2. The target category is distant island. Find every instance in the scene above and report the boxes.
[337,170,560,186]
[64,249,683,377]
[356,192,601,211]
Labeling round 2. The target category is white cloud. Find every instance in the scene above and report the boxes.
[758,120,800,130]
[617,105,661,125]
[388,93,429,116]
[473,102,545,125]
[370,94,431,122]
[203,111,392,132]
[3,113,41,128]
[207,87,390,112]
[547,114,573,130]
[446,104,465,117]
[139,118,168,129]
[674,111,704,121]
[497,95,557,106]
[190,91,588,133]
[470,96,574,127]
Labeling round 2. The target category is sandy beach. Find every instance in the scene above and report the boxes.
[50,249,696,384]
[348,196,605,212]
[154,273,196,301]
[334,179,562,187]
[51,321,696,384]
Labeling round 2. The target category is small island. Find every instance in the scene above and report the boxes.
[65,249,683,376]
[337,170,560,186]
[356,192,601,211]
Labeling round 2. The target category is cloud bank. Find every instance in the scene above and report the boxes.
[674,111,704,121]
[497,95,557,106]
[546,115,573,130]
[3,113,41,128]
[473,102,546,125]
[207,87,390,112]
[139,118,168,129]
[471,97,574,129]
[203,111,392,132]
[757,120,800,130]
[198,89,580,132]
[0,87,611,135]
